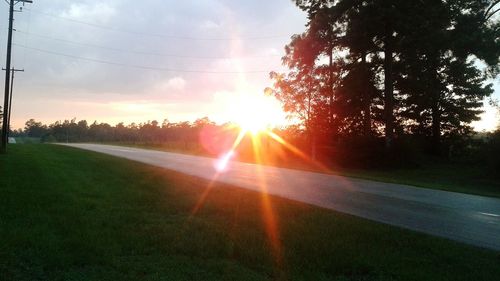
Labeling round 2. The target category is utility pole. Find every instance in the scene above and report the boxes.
[1,0,32,154]
[2,68,24,138]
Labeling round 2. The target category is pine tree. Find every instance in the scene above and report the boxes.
[273,0,499,157]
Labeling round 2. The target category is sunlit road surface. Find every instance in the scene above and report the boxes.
[61,143,500,251]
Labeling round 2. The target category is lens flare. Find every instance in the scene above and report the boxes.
[214,150,235,172]
[250,133,284,267]
[190,87,337,275]
[222,92,286,135]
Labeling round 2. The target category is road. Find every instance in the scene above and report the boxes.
[61,143,500,251]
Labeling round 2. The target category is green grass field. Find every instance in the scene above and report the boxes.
[337,163,500,198]
[1,144,499,280]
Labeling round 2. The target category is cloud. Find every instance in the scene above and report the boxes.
[200,20,222,30]
[147,76,187,100]
[60,2,116,24]
[158,77,186,92]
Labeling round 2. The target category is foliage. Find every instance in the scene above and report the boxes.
[11,117,221,147]
[23,118,48,138]
[270,0,500,158]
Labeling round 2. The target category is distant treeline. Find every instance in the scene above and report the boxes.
[11,117,234,144]
[9,117,500,172]
[9,117,309,167]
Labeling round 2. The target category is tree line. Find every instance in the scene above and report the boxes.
[267,0,499,158]
[12,118,225,144]
[10,118,309,166]
[9,115,499,171]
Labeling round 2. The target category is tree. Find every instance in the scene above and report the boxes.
[271,0,499,158]
[24,119,48,138]
[269,55,324,156]
[395,0,499,154]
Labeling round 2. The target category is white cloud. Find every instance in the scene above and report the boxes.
[152,77,187,96]
[61,2,116,24]
[200,20,221,30]
[164,77,186,91]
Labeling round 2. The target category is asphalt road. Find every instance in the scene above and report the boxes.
[61,143,500,251]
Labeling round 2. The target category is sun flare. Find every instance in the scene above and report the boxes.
[226,92,286,135]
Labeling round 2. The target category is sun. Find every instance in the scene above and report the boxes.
[228,93,286,134]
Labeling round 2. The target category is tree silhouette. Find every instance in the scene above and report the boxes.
[270,0,499,157]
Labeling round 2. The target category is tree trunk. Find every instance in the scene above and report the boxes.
[328,45,338,143]
[361,53,371,136]
[383,29,394,148]
[429,58,441,155]
[306,70,315,160]
[431,100,441,154]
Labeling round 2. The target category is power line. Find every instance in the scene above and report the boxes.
[14,43,273,74]
[25,8,289,41]
[15,29,282,60]
[20,2,33,69]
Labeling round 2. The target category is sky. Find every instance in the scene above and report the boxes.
[0,0,498,130]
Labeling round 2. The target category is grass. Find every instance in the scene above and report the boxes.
[11,137,41,144]
[106,141,500,198]
[108,141,208,157]
[1,144,499,281]
[337,162,500,198]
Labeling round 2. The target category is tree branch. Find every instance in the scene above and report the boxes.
[484,0,500,21]
[485,7,500,21]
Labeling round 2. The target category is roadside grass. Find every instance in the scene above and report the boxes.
[1,144,499,281]
[108,141,207,156]
[105,141,500,198]
[337,162,500,198]
[11,137,41,144]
